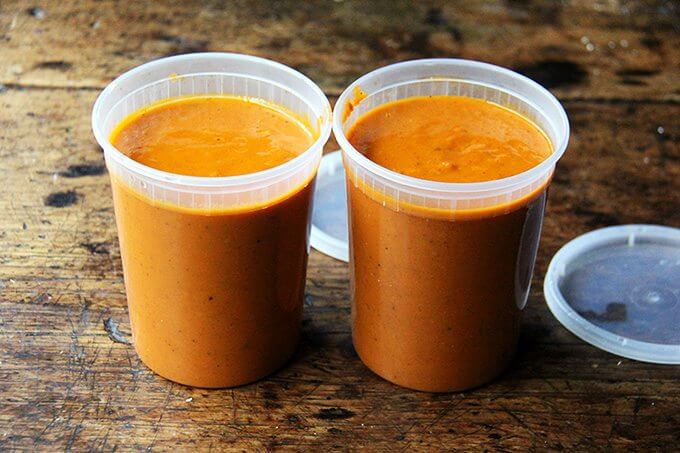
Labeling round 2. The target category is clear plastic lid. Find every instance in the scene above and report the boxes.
[310,151,349,261]
[544,224,680,364]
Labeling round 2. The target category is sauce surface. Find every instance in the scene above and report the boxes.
[347,95,552,183]
[111,95,315,177]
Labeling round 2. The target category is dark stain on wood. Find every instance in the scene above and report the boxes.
[313,407,355,420]
[515,60,587,88]
[409,30,461,57]
[571,206,621,229]
[103,317,132,345]
[641,37,662,50]
[620,78,648,86]
[424,7,463,42]
[79,241,110,255]
[31,292,53,304]
[505,0,562,24]
[334,384,361,400]
[338,336,358,359]
[59,164,106,178]
[286,414,301,425]
[425,7,446,26]
[44,190,80,207]
[34,61,73,71]
[266,36,292,49]
[152,32,209,55]
[262,389,283,409]
[615,69,660,77]
[26,7,45,18]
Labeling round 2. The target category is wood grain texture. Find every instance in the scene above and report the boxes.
[0,0,678,99]
[0,0,679,451]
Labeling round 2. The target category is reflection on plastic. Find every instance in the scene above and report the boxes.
[514,190,547,310]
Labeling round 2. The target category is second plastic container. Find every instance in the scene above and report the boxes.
[333,59,569,392]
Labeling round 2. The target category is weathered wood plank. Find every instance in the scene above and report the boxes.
[0,82,678,450]
[1,0,679,450]
[0,0,678,99]
[2,299,680,451]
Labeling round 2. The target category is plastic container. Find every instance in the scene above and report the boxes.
[92,53,331,387]
[545,224,680,364]
[333,59,569,392]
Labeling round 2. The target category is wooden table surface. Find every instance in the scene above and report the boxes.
[1,1,678,450]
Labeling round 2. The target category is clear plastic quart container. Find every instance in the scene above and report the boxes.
[333,59,569,392]
[92,53,331,388]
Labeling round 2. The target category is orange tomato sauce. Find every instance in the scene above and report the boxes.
[109,95,316,388]
[348,95,552,183]
[345,95,552,392]
[112,95,315,177]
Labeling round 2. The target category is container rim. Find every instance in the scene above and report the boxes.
[332,58,570,194]
[92,52,332,188]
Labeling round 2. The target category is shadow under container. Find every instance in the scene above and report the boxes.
[333,59,569,392]
[92,53,331,388]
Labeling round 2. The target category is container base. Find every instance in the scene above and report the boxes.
[132,339,299,389]
[353,335,515,393]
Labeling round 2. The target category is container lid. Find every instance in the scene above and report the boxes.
[544,224,680,364]
[310,151,349,262]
